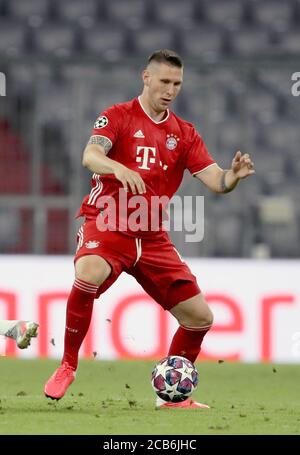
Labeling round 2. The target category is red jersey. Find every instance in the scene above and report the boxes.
[77,97,215,237]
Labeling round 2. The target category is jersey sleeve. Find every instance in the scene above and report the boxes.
[90,105,122,148]
[185,127,215,175]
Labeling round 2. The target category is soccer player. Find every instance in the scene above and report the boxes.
[0,320,39,349]
[44,50,255,408]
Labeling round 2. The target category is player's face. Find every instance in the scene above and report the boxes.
[144,63,183,112]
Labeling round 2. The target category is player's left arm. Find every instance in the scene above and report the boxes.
[194,151,255,193]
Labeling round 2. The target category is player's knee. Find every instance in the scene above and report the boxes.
[200,306,214,327]
[75,255,111,286]
[182,308,213,329]
[192,295,214,327]
[200,302,214,327]
[176,297,214,329]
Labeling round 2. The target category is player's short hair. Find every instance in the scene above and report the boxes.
[148,49,183,69]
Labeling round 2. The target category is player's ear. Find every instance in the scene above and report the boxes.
[143,69,150,87]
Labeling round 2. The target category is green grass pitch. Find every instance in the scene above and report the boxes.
[0,358,300,435]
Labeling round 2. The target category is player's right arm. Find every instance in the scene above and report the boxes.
[82,136,146,195]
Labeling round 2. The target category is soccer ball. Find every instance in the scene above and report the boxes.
[151,355,198,402]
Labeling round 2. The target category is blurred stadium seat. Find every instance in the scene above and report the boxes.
[132,26,175,56]
[211,202,247,257]
[214,119,250,152]
[81,26,127,60]
[0,208,20,252]
[0,118,31,194]
[258,196,300,257]
[7,0,50,25]
[203,0,246,29]
[229,28,274,56]
[0,208,33,253]
[31,22,77,56]
[261,223,300,257]
[55,0,99,27]
[261,120,299,151]
[252,0,293,31]
[9,63,35,94]
[46,209,69,254]
[181,27,224,60]
[257,67,293,96]
[242,89,279,123]
[105,0,148,28]
[278,29,300,54]
[0,21,27,56]
[153,0,196,27]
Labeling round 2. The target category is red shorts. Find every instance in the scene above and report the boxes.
[74,219,201,310]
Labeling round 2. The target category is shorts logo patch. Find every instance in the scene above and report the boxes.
[85,240,100,249]
[94,116,108,129]
[166,133,179,150]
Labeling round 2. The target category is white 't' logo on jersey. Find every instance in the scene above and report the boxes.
[136,146,156,170]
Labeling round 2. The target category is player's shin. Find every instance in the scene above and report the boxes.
[167,324,212,363]
[62,278,98,370]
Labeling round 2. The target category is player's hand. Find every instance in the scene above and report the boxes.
[231,151,255,179]
[113,164,146,194]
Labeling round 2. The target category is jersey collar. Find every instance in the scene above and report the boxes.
[137,96,170,124]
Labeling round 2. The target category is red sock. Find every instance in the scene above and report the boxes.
[168,324,212,363]
[62,278,98,370]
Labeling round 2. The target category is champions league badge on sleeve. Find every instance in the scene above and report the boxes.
[94,115,108,129]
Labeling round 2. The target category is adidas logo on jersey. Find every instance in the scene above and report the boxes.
[133,130,145,138]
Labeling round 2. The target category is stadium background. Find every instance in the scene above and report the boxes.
[0,0,299,363]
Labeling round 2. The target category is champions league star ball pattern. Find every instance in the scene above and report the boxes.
[94,115,108,129]
[151,356,199,402]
